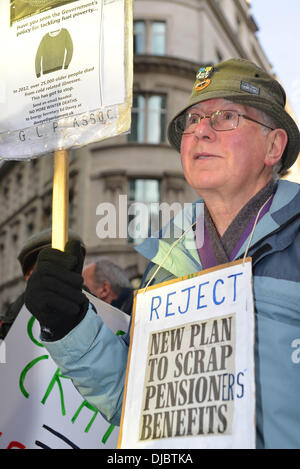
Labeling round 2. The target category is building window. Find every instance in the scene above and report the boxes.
[25,210,36,237]
[0,234,5,283]
[69,186,76,228]
[236,14,242,35]
[128,93,167,144]
[128,178,161,244]
[216,48,223,62]
[41,206,51,230]
[134,21,146,54]
[134,20,166,55]
[151,21,166,55]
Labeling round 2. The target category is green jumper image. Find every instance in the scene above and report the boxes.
[35,28,73,78]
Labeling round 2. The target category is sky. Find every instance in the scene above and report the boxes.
[250,0,300,124]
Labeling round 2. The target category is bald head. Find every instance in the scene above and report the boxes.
[83,259,131,304]
[83,263,97,293]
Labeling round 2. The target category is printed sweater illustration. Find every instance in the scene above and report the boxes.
[35,28,73,78]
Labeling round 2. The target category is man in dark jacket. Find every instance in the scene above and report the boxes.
[0,228,84,339]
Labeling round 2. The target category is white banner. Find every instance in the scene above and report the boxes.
[0,294,129,449]
[119,259,256,449]
[0,0,133,159]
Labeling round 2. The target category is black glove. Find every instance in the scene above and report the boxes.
[24,239,89,341]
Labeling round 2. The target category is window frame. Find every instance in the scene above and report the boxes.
[127,178,161,245]
[133,19,167,55]
[128,92,167,144]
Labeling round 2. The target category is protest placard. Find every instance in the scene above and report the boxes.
[0,3,132,448]
[0,293,129,449]
[118,259,256,449]
[0,0,132,159]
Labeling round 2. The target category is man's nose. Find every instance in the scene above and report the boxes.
[193,116,215,139]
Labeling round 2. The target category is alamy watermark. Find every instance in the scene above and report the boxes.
[0,339,6,364]
[95,195,204,248]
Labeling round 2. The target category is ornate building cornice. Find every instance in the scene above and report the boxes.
[134,55,206,79]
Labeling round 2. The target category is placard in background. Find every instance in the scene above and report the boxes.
[0,0,132,159]
[0,294,129,449]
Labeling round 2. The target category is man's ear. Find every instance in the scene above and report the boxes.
[95,281,112,301]
[264,128,288,167]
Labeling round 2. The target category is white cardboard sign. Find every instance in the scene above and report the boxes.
[0,0,132,159]
[118,259,256,449]
[0,294,129,449]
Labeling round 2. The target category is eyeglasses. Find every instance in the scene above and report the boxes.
[175,109,275,135]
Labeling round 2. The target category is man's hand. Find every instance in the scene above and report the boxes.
[25,240,89,341]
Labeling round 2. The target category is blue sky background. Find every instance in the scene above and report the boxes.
[251,0,300,123]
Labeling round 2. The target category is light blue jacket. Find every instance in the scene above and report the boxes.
[44,180,300,449]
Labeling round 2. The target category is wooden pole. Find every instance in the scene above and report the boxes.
[52,150,69,251]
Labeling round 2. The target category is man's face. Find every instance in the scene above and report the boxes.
[82,263,117,304]
[82,264,97,294]
[180,98,274,200]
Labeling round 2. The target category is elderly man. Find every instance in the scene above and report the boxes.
[83,258,133,315]
[25,58,300,448]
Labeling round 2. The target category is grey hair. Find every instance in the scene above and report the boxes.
[93,257,131,296]
[271,161,283,179]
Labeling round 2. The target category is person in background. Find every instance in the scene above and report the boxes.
[0,228,84,339]
[83,258,133,315]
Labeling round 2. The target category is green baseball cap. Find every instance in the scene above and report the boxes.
[168,58,300,171]
[18,228,85,276]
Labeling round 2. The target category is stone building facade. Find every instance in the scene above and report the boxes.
[0,0,298,312]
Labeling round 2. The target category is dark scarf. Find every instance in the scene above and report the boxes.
[196,180,276,269]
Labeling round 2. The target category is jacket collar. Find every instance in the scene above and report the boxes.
[234,179,300,259]
[135,200,202,277]
[135,180,300,277]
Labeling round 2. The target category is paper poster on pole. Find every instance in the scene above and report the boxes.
[0,0,133,160]
[118,259,256,449]
[0,293,129,449]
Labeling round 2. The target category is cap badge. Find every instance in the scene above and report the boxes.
[194,66,215,92]
[196,66,214,80]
